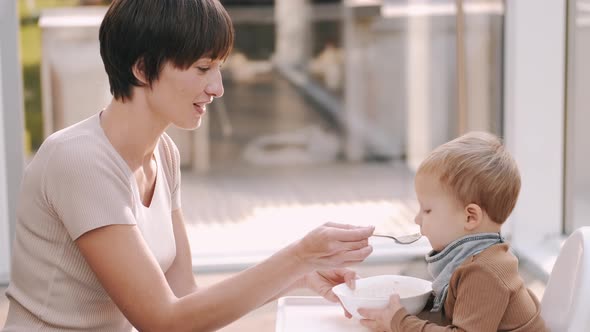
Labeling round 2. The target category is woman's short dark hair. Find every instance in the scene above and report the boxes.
[99,0,234,101]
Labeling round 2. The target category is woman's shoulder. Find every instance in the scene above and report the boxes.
[157,131,181,172]
[39,114,104,156]
[34,114,128,178]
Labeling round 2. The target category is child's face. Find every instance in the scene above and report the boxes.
[414,172,468,252]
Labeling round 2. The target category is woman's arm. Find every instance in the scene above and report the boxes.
[76,221,373,332]
[164,209,198,297]
[164,209,358,309]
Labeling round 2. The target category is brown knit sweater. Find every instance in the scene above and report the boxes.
[390,244,548,332]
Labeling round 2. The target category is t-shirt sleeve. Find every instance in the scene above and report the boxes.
[159,133,181,211]
[43,141,137,240]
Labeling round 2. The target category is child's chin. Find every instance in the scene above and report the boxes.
[429,240,445,251]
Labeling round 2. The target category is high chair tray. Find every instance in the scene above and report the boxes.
[275,296,370,332]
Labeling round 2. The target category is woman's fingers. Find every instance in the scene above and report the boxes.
[344,308,352,319]
[326,225,375,242]
[337,298,353,318]
[323,222,360,229]
[341,269,358,289]
[342,238,369,251]
[328,245,373,266]
[293,223,375,269]
[345,272,360,290]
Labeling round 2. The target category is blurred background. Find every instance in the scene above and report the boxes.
[9,0,508,269]
[1,0,586,330]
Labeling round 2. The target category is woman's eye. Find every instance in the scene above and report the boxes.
[423,209,431,214]
[197,67,210,73]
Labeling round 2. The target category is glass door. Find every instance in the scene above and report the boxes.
[565,0,590,233]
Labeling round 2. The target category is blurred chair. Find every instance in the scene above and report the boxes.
[540,227,590,331]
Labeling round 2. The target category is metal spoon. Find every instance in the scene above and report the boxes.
[372,232,423,244]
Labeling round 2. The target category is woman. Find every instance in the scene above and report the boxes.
[2,0,374,331]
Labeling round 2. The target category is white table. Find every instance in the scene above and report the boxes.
[276,295,443,331]
[275,296,371,332]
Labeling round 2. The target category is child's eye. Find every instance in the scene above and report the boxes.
[197,67,210,73]
[423,209,431,214]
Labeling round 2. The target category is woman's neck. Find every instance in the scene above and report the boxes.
[100,96,168,170]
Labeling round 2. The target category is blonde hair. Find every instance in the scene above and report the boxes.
[417,131,520,224]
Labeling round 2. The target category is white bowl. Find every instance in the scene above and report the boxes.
[332,275,432,319]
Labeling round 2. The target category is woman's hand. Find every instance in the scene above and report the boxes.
[304,268,358,318]
[305,269,356,302]
[358,294,403,332]
[292,222,374,270]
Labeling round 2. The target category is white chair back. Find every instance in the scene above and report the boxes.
[541,227,590,331]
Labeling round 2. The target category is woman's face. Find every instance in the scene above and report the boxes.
[147,57,224,130]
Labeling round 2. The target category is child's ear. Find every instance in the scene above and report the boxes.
[132,58,148,85]
[464,203,483,231]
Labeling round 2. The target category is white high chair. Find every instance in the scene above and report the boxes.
[540,227,590,331]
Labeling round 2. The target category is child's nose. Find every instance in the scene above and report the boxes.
[414,214,422,226]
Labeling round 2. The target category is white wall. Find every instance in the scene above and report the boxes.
[0,0,25,283]
[504,0,566,275]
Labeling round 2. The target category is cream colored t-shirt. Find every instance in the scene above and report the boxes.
[3,113,181,331]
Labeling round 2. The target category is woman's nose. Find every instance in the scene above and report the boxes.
[206,70,224,98]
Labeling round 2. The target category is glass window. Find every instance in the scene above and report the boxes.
[565,0,590,233]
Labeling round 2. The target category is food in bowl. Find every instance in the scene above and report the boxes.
[351,279,415,298]
[332,275,432,319]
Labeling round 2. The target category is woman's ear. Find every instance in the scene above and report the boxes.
[132,58,148,85]
[464,203,483,231]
